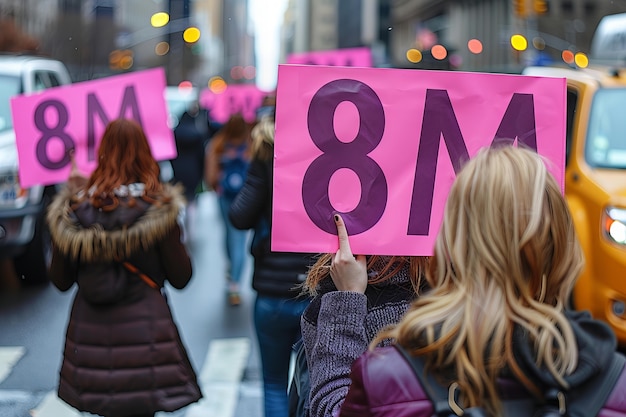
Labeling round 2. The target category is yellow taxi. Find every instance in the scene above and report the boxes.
[522,62,626,345]
[523,13,626,345]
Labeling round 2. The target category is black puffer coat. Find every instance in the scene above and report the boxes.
[46,184,202,417]
[229,157,315,297]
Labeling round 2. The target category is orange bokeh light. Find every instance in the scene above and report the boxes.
[431,44,448,60]
[562,50,575,64]
[468,39,483,54]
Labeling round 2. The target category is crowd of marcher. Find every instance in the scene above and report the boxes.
[45,93,626,417]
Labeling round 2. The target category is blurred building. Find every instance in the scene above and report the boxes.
[283,0,391,66]
[281,0,626,73]
[390,0,626,73]
[0,0,238,87]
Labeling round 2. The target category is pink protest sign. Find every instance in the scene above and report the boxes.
[286,47,373,67]
[11,67,174,188]
[200,84,271,123]
[273,64,566,256]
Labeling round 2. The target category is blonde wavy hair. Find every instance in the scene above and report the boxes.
[373,145,583,416]
[250,118,275,162]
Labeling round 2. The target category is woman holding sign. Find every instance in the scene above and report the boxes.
[300,228,429,417]
[338,146,626,417]
[46,119,202,417]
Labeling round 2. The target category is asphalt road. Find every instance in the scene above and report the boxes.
[0,191,264,417]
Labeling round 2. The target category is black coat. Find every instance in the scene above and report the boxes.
[171,110,209,200]
[46,184,202,417]
[229,156,315,298]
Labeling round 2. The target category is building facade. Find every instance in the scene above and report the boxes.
[282,0,626,73]
[0,0,233,86]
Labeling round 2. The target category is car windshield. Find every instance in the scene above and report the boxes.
[0,74,20,134]
[586,88,626,169]
[0,75,20,132]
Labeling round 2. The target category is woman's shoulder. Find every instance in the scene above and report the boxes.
[348,346,432,412]
[47,183,184,262]
[602,354,626,413]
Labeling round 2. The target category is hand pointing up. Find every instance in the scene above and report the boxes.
[329,214,368,294]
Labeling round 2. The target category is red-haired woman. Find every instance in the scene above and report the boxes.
[46,118,202,417]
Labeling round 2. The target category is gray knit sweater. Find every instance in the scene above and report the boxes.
[301,259,417,417]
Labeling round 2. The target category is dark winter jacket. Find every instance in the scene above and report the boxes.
[172,110,209,200]
[229,156,315,298]
[46,183,202,417]
[339,310,626,417]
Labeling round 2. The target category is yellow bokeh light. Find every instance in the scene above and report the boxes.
[151,12,169,28]
[575,52,589,68]
[183,27,201,43]
[209,76,227,94]
[510,34,527,51]
[155,42,169,56]
[406,48,422,63]
[431,44,447,60]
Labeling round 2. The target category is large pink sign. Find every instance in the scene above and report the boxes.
[273,65,566,256]
[11,67,174,188]
[286,47,372,67]
[200,84,271,123]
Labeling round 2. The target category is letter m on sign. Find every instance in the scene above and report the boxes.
[407,90,537,236]
[86,85,144,161]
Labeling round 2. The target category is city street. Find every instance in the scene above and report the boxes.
[0,191,265,417]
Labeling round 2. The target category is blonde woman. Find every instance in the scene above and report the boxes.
[338,146,626,417]
[229,117,315,417]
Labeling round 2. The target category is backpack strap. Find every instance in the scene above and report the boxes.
[395,345,458,416]
[567,352,625,416]
[397,345,626,417]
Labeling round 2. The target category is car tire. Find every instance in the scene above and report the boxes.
[12,188,54,286]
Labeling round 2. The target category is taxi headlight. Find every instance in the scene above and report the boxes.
[603,207,626,246]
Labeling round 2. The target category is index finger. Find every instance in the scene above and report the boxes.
[68,148,77,167]
[334,213,353,256]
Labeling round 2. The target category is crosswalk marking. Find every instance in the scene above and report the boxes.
[0,347,25,384]
[181,337,251,417]
[31,392,81,417]
[29,337,252,417]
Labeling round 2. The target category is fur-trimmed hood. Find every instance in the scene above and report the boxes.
[46,183,185,263]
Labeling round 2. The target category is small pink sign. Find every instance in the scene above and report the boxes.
[286,47,373,67]
[200,84,271,124]
[11,67,174,188]
[273,65,566,256]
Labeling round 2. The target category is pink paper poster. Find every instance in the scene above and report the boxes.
[286,47,373,67]
[200,84,271,123]
[273,64,566,256]
[11,67,174,188]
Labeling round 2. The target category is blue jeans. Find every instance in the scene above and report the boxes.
[218,195,248,287]
[254,295,310,417]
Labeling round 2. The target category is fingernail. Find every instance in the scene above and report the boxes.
[334,214,339,222]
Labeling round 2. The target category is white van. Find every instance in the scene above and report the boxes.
[0,54,72,284]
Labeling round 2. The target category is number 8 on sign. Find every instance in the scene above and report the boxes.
[302,79,387,235]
